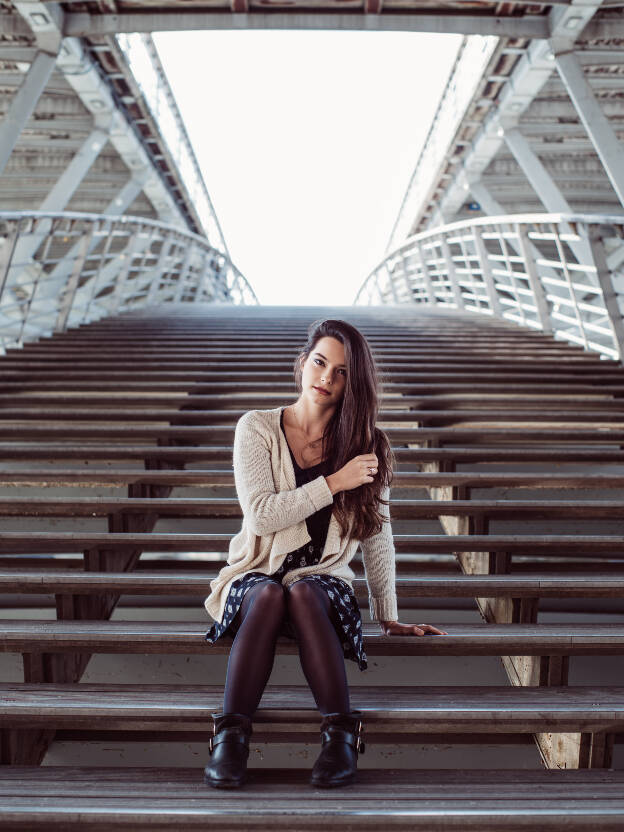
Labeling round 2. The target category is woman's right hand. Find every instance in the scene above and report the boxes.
[326,453,378,494]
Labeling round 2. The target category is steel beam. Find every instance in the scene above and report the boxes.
[0,51,58,177]
[5,127,109,297]
[388,0,603,246]
[40,127,109,212]
[554,50,624,209]
[64,11,550,38]
[503,127,572,215]
[502,126,592,266]
[24,174,148,325]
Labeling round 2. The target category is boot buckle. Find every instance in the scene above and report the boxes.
[355,718,364,753]
[209,721,217,754]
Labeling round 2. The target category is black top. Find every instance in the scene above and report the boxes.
[280,407,332,553]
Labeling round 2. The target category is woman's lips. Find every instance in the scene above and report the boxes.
[313,386,330,396]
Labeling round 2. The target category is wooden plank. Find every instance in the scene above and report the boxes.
[0,683,623,735]
[5,407,624,425]
[4,469,624,489]
[2,532,624,555]
[2,374,624,393]
[0,768,623,830]
[1,621,624,656]
[4,445,624,464]
[2,497,624,519]
[4,570,624,598]
[4,424,624,443]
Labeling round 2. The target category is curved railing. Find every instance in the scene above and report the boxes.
[356,213,624,361]
[0,211,258,350]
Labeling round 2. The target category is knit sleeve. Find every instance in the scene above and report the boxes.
[233,411,334,536]
[360,484,398,623]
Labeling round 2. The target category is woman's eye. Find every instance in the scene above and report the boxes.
[313,358,346,376]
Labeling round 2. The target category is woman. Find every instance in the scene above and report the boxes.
[203,318,447,789]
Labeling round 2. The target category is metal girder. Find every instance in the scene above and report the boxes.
[502,127,573,216]
[63,12,550,38]
[555,50,624,210]
[10,2,186,230]
[387,0,604,244]
[5,126,109,297]
[39,127,109,211]
[487,129,594,272]
[0,51,58,177]
[581,18,624,41]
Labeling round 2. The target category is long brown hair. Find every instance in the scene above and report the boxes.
[293,319,395,541]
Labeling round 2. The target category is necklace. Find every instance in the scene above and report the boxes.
[289,405,324,452]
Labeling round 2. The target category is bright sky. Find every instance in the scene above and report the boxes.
[154,30,461,305]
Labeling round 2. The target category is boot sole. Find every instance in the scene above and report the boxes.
[204,773,248,789]
[310,773,356,788]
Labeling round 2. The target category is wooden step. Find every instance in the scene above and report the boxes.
[0,767,623,830]
[1,497,624,519]
[3,444,624,465]
[4,425,624,442]
[1,531,624,556]
[2,621,624,656]
[3,469,624,489]
[1,683,623,735]
[2,374,624,392]
[4,407,624,424]
[2,389,623,405]
[2,569,624,598]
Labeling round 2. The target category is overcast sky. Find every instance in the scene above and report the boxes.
[154,30,461,305]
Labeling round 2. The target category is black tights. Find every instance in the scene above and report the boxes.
[222,578,350,718]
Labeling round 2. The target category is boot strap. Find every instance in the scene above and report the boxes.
[320,726,366,754]
[209,728,250,754]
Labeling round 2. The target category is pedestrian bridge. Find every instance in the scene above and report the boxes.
[2,0,624,827]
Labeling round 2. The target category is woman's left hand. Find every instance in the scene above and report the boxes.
[380,620,448,636]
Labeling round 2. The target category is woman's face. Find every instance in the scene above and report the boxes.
[300,336,347,405]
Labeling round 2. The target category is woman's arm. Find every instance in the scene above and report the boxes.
[359,484,399,623]
[361,485,448,637]
[233,411,334,536]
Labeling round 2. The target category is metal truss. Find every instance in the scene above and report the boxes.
[356,213,624,361]
[0,211,257,352]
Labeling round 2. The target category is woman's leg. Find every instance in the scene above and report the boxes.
[222,580,287,716]
[286,578,350,715]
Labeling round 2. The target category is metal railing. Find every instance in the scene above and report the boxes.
[386,34,499,250]
[0,211,258,351]
[116,34,228,251]
[356,213,624,361]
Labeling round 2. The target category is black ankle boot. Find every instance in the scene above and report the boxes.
[204,711,253,788]
[310,710,365,788]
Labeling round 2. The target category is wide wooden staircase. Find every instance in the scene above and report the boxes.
[1,303,624,829]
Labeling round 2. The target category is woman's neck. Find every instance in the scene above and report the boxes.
[287,398,335,442]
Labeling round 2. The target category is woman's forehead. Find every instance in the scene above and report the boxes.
[313,336,345,361]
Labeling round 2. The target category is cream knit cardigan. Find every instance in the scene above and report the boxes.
[203,406,399,626]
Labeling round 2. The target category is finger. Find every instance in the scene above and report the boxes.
[412,626,425,636]
[417,625,448,635]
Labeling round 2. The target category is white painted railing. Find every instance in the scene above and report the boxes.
[356,213,624,360]
[0,211,257,350]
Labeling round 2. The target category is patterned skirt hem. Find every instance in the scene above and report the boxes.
[205,572,368,672]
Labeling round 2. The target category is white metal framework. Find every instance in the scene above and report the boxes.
[356,213,624,361]
[0,211,258,351]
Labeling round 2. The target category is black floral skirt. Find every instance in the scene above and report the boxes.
[205,546,368,671]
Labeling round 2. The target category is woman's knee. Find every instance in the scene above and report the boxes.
[286,578,329,612]
[244,580,287,621]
